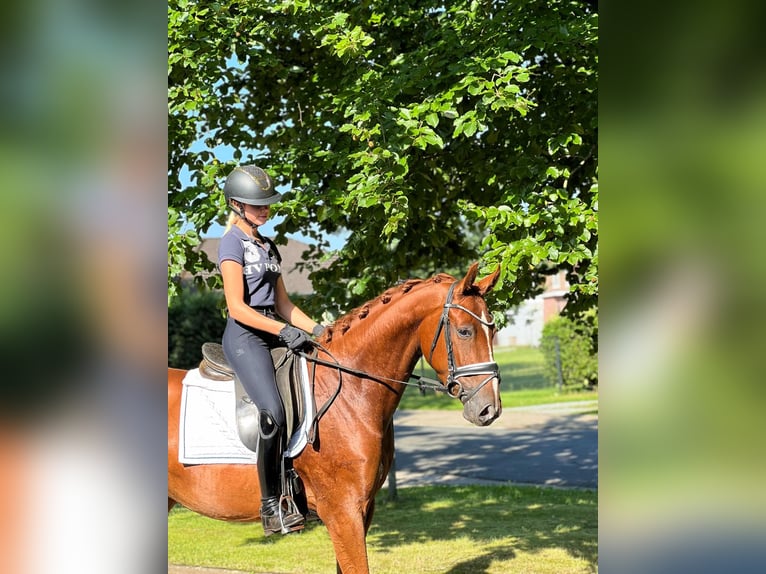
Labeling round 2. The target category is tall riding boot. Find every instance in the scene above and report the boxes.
[256,411,304,536]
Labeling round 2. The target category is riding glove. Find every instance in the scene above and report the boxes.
[279,324,311,351]
[312,324,326,338]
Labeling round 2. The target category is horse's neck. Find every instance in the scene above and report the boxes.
[323,286,442,419]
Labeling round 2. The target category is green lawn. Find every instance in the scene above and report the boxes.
[169,484,597,574]
[400,346,598,410]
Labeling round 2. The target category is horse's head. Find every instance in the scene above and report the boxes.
[421,263,502,426]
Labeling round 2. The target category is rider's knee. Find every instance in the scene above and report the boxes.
[258,410,282,439]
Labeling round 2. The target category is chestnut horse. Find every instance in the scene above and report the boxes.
[168,263,502,574]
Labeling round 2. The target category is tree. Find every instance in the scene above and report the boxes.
[168,0,598,319]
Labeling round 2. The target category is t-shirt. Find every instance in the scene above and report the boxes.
[217,226,283,308]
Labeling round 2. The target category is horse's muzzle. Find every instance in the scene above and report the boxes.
[461,378,502,426]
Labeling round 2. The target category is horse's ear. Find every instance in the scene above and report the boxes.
[458,262,480,295]
[475,265,501,296]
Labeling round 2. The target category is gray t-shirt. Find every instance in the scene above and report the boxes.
[218,226,282,308]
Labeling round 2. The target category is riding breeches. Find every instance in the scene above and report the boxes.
[221,315,286,428]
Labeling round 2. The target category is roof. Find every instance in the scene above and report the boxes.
[188,236,321,295]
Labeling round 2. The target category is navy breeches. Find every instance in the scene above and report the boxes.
[222,315,286,428]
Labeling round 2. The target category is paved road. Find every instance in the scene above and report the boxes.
[386,401,598,489]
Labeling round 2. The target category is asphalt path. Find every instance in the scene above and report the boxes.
[386,401,598,490]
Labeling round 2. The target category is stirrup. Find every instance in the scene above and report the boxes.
[261,497,304,536]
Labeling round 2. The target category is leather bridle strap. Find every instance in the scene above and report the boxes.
[427,282,500,403]
[302,280,500,434]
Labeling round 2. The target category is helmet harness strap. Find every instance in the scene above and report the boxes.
[231,200,260,233]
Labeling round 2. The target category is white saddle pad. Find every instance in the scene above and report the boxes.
[178,369,258,464]
[178,360,314,465]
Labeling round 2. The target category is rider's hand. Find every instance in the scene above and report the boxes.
[279,324,312,351]
[312,324,326,338]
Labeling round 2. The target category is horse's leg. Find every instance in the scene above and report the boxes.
[320,499,372,574]
[168,497,176,513]
[330,499,378,573]
[363,499,375,533]
[337,498,375,574]
[327,432,390,573]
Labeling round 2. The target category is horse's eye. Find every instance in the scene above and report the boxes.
[457,327,473,339]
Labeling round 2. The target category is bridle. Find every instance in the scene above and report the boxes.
[427,281,501,404]
[300,280,500,436]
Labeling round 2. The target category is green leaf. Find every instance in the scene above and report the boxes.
[168,0,598,316]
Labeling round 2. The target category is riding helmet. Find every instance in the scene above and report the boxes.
[223,165,282,206]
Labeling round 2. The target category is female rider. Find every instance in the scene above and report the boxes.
[218,165,324,536]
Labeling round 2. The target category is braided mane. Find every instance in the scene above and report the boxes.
[321,273,454,343]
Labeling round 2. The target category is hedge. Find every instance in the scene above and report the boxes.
[168,287,226,369]
[540,313,597,390]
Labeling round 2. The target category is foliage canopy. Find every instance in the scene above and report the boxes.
[168,0,598,319]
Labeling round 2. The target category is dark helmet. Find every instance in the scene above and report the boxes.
[223,165,282,206]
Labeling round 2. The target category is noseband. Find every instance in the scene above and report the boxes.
[428,282,501,404]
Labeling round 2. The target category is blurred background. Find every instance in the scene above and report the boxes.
[601,0,766,571]
[1,0,765,572]
[0,0,166,572]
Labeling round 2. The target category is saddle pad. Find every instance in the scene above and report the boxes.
[178,369,258,465]
[178,361,314,465]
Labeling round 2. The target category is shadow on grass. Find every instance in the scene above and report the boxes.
[367,485,597,572]
[169,485,597,572]
[444,545,517,574]
[239,519,327,547]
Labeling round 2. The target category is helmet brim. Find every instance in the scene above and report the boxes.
[229,192,282,206]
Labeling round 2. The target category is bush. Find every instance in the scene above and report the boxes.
[540,314,598,391]
[168,287,226,369]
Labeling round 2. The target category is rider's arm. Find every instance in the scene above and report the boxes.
[274,276,321,334]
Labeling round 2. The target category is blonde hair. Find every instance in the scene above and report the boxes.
[224,210,239,233]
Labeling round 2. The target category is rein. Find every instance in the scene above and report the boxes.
[300,344,448,394]
[298,343,447,444]
[298,281,500,438]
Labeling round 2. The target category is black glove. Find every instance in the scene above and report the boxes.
[312,324,326,338]
[279,324,311,351]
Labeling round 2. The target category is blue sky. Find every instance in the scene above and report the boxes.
[181,138,348,249]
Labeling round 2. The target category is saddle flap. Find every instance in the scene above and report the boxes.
[272,347,304,435]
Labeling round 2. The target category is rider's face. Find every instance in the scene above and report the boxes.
[243,203,270,225]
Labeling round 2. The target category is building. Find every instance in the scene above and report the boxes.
[495,270,569,347]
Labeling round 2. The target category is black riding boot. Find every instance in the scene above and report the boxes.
[257,411,304,536]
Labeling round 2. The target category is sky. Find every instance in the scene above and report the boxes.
[183,138,349,249]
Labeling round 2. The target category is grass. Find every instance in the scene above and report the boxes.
[168,484,598,573]
[399,346,598,410]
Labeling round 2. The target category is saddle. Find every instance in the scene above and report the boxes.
[198,342,314,456]
[197,342,320,524]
